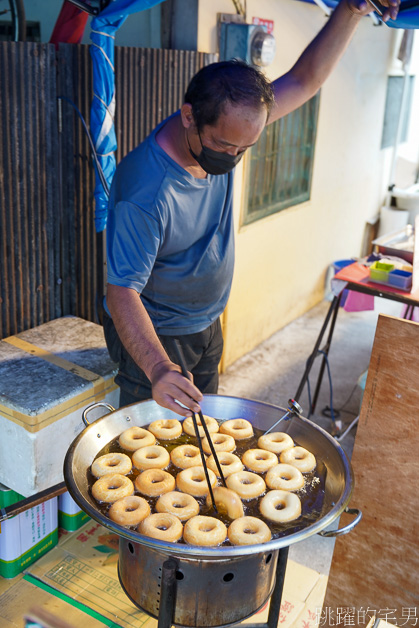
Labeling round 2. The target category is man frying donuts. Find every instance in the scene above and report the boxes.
[103,0,400,416]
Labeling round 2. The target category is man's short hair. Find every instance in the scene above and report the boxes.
[184,60,275,131]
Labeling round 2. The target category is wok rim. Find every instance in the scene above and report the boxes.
[64,394,354,559]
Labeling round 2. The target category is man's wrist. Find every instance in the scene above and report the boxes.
[340,0,365,18]
[149,359,173,384]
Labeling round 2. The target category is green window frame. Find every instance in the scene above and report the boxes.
[242,93,320,226]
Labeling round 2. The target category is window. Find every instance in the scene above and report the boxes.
[242,93,320,226]
[381,75,415,149]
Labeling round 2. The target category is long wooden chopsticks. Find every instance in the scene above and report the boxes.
[168,339,227,512]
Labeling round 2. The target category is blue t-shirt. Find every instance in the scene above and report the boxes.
[105,112,235,335]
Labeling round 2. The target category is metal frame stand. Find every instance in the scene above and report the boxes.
[294,294,342,413]
[156,548,290,628]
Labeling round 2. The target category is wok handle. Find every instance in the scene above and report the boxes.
[82,402,115,427]
[317,507,362,538]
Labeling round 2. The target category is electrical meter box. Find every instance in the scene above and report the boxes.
[219,22,275,67]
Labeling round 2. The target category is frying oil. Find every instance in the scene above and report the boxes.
[88,422,327,544]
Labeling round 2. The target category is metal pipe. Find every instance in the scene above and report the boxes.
[157,559,177,628]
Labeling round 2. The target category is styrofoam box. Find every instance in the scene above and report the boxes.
[0,317,119,497]
[0,483,58,578]
[58,490,90,531]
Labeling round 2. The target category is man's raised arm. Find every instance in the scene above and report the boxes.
[269,0,400,123]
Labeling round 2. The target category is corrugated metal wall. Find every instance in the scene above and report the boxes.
[0,41,216,339]
[0,42,61,338]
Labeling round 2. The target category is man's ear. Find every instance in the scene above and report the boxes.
[180,103,195,130]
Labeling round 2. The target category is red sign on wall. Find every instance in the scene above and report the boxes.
[252,17,274,34]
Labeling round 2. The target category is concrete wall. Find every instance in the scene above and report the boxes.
[197,0,412,369]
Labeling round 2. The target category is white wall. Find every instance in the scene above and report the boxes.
[196,0,414,367]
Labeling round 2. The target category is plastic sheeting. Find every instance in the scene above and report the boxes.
[90,0,165,232]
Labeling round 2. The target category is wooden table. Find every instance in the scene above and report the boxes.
[294,262,419,415]
[322,314,419,627]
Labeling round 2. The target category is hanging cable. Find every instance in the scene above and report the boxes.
[57,95,110,198]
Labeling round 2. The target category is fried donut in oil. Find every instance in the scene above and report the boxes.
[171,444,204,469]
[219,418,253,440]
[259,490,301,523]
[265,463,304,491]
[135,468,175,497]
[184,515,227,547]
[206,451,243,478]
[92,474,134,503]
[201,433,235,454]
[139,513,183,543]
[91,453,132,478]
[183,414,219,437]
[226,471,266,499]
[258,432,294,455]
[148,419,182,440]
[205,486,244,519]
[155,491,200,521]
[119,426,155,451]
[228,516,271,545]
[108,495,150,526]
[132,445,170,470]
[280,446,316,473]
[176,466,217,497]
[242,449,278,474]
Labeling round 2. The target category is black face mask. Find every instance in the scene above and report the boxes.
[187,129,244,175]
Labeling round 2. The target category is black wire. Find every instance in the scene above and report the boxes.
[58,95,110,198]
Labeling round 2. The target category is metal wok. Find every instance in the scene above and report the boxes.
[64,394,359,560]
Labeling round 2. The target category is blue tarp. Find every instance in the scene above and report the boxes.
[90,0,165,232]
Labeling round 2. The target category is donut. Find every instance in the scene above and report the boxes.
[206,452,243,478]
[108,495,150,526]
[170,444,204,469]
[201,433,235,455]
[91,453,132,478]
[132,445,170,470]
[259,490,301,523]
[280,446,316,473]
[258,432,294,454]
[226,471,266,500]
[156,491,200,522]
[134,468,175,497]
[265,464,305,491]
[183,515,227,547]
[242,449,278,474]
[119,426,155,451]
[139,513,183,543]
[205,487,244,520]
[91,474,134,503]
[148,419,182,440]
[183,414,219,438]
[228,516,272,545]
[176,466,217,497]
[219,418,253,440]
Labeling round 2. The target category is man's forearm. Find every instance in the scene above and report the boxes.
[289,0,363,94]
[269,0,364,121]
[106,284,170,381]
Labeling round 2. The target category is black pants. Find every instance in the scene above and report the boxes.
[103,312,224,408]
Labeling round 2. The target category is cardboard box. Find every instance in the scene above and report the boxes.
[58,491,90,532]
[0,483,58,579]
[0,316,118,496]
